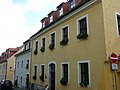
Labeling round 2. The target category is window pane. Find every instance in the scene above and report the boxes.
[62,27,68,38]
[51,33,55,44]
[41,65,44,76]
[35,41,38,50]
[34,66,37,76]
[81,63,89,83]
[79,17,87,34]
[63,64,68,81]
[42,38,45,47]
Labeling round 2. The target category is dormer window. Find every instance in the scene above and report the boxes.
[50,16,53,23]
[59,8,63,16]
[43,22,45,28]
[70,0,75,8]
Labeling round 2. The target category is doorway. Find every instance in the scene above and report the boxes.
[49,63,56,90]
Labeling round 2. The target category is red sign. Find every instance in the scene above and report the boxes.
[110,53,118,63]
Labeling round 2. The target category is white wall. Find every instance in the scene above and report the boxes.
[15,51,30,89]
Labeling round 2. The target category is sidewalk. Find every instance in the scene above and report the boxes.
[13,86,28,90]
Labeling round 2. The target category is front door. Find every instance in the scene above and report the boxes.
[49,63,55,90]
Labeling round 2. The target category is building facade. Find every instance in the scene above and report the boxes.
[30,0,120,90]
[15,40,31,89]
[0,47,21,82]
[6,47,23,84]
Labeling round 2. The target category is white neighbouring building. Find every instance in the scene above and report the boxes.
[15,40,31,89]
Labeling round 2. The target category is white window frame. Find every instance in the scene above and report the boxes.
[33,64,38,79]
[115,12,120,37]
[59,8,63,16]
[61,24,70,41]
[50,31,56,47]
[50,16,53,23]
[77,60,91,88]
[40,64,46,80]
[60,62,70,84]
[77,14,89,35]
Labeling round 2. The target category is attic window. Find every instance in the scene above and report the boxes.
[70,0,75,8]
[50,16,53,23]
[43,22,45,28]
[59,8,63,16]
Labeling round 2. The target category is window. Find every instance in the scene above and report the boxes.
[77,15,88,39]
[78,61,91,87]
[40,37,46,52]
[49,32,56,50]
[50,16,53,23]
[21,61,23,68]
[116,13,120,36]
[59,8,63,16]
[40,64,45,82]
[60,62,70,85]
[21,76,22,84]
[35,41,38,50]
[70,0,75,8]
[17,62,19,68]
[3,64,6,70]
[33,65,37,80]
[43,22,45,28]
[62,26,69,39]
[26,60,29,69]
[34,41,38,54]
[25,42,30,50]
[34,66,37,77]
[60,25,69,45]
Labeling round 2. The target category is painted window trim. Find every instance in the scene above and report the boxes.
[77,14,89,35]
[40,64,46,79]
[33,64,38,79]
[115,12,120,37]
[61,24,70,41]
[60,62,70,84]
[50,31,56,47]
[77,60,91,88]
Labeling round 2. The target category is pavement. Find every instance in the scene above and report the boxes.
[12,87,28,90]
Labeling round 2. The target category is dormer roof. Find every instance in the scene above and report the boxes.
[56,2,65,9]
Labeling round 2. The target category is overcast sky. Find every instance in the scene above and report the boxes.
[0,0,67,54]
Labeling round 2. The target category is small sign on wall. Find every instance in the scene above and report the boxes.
[112,63,118,70]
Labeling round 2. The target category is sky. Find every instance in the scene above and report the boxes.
[0,0,67,54]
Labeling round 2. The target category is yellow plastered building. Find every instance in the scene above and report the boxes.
[30,0,120,90]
